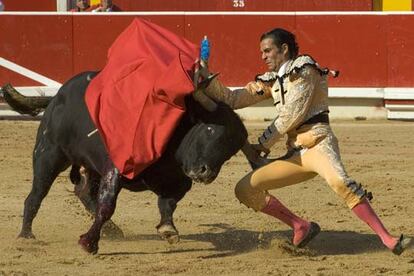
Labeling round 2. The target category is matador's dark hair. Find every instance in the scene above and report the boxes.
[260,28,299,59]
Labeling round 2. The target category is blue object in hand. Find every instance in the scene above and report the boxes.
[200,35,210,62]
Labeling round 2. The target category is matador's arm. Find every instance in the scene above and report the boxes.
[204,78,273,109]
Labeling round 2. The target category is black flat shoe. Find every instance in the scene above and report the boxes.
[295,222,321,248]
[392,234,412,256]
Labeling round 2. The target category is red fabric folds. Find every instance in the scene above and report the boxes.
[85,18,199,179]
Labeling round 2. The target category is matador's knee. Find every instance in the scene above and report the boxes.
[328,176,373,209]
[234,179,268,211]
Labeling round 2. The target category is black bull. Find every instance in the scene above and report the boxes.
[18,72,248,254]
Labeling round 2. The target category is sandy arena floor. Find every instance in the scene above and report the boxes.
[0,119,413,276]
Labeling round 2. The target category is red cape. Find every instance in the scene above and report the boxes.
[85,18,199,179]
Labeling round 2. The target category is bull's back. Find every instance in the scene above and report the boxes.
[37,72,108,173]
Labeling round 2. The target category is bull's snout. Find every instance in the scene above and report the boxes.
[185,164,218,184]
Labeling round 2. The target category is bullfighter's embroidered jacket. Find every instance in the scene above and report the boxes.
[205,55,332,150]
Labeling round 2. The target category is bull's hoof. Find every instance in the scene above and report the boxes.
[166,234,180,244]
[157,224,180,244]
[102,221,124,240]
[78,234,99,254]
[17,231,36,239]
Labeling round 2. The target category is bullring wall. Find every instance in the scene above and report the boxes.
[0,12,413,119]
[1,12,413,87]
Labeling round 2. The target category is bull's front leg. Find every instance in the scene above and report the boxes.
[74,167,124,239]
[78,164,121,254]
[156,196,180,244]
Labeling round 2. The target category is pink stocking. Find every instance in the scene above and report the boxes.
[261,195,311,246]
[352,198,398,249]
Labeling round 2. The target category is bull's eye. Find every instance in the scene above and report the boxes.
[207,126,215,135]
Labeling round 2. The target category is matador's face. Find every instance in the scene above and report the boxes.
[260,38,289,72]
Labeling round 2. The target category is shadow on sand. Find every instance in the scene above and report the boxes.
[100,223,386,257]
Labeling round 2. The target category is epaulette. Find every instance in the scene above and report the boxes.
[284,55,317,77]
[283,55,339,79]
[255,71,277,83]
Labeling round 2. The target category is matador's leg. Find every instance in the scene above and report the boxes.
[234,153,320,247]
[302,134,411,255]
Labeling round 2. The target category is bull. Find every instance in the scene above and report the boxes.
[16,71,249,254]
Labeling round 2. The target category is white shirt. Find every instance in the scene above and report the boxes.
[0,1,4,11]
[277,60,290,77]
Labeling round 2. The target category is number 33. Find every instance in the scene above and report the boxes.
[233,0,245,8]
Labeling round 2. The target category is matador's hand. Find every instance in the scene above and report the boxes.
[241,142,272,170]
[245,81,268,95]
[251,143,271,158]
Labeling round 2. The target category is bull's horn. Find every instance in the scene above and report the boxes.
[1,84,51,116]
[193,89,218,112]
[197,72,219,89]
[193,72,220,112]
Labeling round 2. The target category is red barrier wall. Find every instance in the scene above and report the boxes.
[0,15,72,86]
[185,15,296,85]
[113,0,372,11]
[1,0,56,11]
[296,15,388,87]
[1,13,414,89]
[387,15,414,87]
[72,15,186,73]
